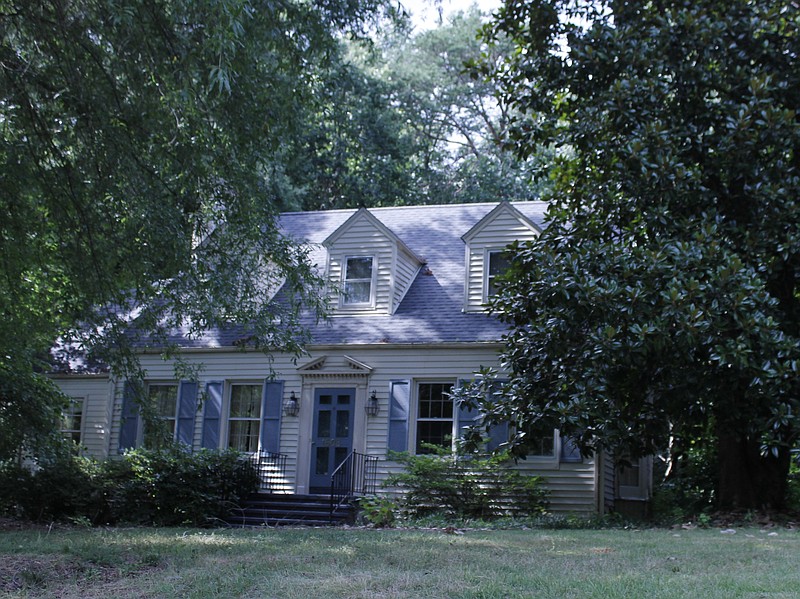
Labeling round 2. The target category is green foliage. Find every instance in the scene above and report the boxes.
[102,447,259,526]
[0,0,407,461]
[0,362,70,462]
[388,448,548,519]
[0,448,258,526]
[473,0,800,509]
[357,495,398,528]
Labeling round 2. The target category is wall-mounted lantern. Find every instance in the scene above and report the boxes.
[284,390,300,417]
[365,389,379,417]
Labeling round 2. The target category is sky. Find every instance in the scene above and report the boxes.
[400,0,503,31]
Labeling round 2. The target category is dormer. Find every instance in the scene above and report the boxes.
[323,208,424,315]
[461,202,541,312]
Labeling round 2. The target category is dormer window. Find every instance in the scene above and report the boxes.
[486,250,512,300]
[342,256,374,306]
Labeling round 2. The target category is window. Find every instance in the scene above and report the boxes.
[228,384,262,452]
[144,383,178,449]
[61,398,83,445]
[342,256,374,305]
[519,423,556,459]
[486,250,512,299]
[416,382,454,453]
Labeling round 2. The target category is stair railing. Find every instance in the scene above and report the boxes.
[253,450,288,492]
[329,450,378,522]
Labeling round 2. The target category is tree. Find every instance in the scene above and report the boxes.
[378,6,553,204]
[0,0,398,460]
[466,0,800,509]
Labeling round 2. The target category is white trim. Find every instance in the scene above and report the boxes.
[223,380,263,453]
[412,379,457,454]
[340,254,377,309]
[483,248,511,303]
[142,381,180,446]
[62,395,86,446]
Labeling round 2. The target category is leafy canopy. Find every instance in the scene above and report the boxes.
[461,0,800,508]
[0,0,397,459]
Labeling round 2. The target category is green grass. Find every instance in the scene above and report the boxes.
[1,525,798,598]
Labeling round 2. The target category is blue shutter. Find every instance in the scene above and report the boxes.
[387,380,410,453]
[456,379,480,442]
[560,435,582,463]
[176,381,198,447]
[119,380,140,451]
[487,421,510,452]
[202,381,223,449]
[260,381,283,453]
[486,379,510,452]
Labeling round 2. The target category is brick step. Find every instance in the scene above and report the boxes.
[225,493,355,527]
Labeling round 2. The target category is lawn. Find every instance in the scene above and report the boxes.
[1,524,798,598]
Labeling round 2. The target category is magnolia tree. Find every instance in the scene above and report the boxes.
[462,0,800,509]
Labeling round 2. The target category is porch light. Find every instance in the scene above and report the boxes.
[284,390,300,417]
[365,390,379,417]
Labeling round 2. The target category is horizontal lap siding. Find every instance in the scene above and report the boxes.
[52,376,112,459]
[328,220,395,314]
[71,344,599,512]
[393,249,421,312]
[465,211,540,312]
[514,462,598,513]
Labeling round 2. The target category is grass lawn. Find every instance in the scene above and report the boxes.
[1,524,798,598]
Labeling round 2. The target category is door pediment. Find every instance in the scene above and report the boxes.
[297,355,373,380]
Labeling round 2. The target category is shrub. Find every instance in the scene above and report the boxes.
[0,456,105,522]
[0,447,258,526]
[358,495,398,527]
[387,448,548,519]
[102,447,259,526]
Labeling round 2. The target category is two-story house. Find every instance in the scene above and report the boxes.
[52,201,651,514]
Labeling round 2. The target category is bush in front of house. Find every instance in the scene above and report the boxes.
[0,447,258,526]
[103,447,258,526]
[387,447,549,520]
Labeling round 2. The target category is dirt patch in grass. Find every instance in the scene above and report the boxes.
[0,553,161,597]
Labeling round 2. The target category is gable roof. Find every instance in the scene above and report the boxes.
[461,201,542,243]
[321,207,425,265]
[134,201,550,349]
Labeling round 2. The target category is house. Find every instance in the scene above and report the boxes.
[51,201,651,514]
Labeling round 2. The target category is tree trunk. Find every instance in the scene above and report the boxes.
[716,433,791,511]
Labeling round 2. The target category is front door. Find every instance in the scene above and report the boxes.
[309,388,355,493]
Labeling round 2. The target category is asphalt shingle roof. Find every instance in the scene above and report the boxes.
[125,201,549,350]
[281,201,548,347]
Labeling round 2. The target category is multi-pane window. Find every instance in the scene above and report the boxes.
[343,256,374,305]
[486,250,512,298]
[61,398,83,445]
[521,424,556,458]
[144,383,178,449]
[416,382,454,453]
[228,384,261,452]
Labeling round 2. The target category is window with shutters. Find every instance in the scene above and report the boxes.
[143,383,178,449]
[227,383,262,453]
[415,381,455,453]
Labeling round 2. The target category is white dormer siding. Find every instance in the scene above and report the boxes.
[462,202,541,312]
[324,208,424,315]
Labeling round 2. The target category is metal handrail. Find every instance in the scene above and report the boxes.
[329,450,378,522]
[252,450,288,492]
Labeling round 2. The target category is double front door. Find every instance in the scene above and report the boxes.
[309,388,354,493]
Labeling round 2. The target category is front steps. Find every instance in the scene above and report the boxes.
[225,493,356,527]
